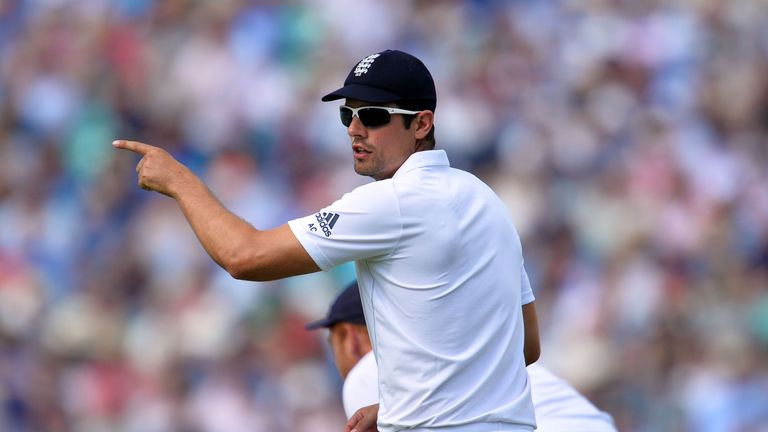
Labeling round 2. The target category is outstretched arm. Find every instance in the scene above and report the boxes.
[113,140,320,281]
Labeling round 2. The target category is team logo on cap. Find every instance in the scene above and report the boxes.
[353,53,380,76]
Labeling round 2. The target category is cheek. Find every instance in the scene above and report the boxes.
[377,130,413,158]
[330,337,348,371]
[330,345,352,377]
[330,338,343,363]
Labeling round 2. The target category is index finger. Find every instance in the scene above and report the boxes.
[112,140,156,155]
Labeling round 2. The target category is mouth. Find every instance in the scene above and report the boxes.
[353,144,371,158]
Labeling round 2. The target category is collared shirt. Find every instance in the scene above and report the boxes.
[289,150,535,431]
[343,355,617,432]
[343,351,378,419]
[526,364,617,432]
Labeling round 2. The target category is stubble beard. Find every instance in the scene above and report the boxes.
[354,159,379,179]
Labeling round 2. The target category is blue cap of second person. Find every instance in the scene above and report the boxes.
[321,49,437,112]
[305,281,366,330]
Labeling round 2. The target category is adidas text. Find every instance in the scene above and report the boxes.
[313,212,340,237]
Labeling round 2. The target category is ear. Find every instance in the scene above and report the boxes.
[338,323,356,354]
[354,325,374,357]
[349,327,362,358]
[413,110,434,140]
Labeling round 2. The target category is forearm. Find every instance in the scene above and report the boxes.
[112,139,319,281]
[171,170,260,274]
[169,168,320,281]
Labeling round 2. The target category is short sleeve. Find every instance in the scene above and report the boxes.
[288,180,402,270]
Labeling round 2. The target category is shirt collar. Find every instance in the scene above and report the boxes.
[392,150,450,179]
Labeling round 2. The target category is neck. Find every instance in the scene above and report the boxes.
[415,140,432,153]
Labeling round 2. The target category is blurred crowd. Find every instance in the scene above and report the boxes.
[1,0,767,431]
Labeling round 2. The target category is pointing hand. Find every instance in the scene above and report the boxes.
[113,140,190,197]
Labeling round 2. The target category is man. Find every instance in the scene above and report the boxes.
[307,282,618,432]
[114,49,539,431]
[305,282,377,420]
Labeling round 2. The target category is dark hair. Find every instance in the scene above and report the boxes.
[396,100,436,150]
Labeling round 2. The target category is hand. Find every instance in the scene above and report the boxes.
[112,140,190,197]
[344,403,379,432]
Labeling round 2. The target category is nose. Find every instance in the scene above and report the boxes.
[347,115,367,138]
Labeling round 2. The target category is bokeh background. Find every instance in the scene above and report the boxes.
[1,0,768,431]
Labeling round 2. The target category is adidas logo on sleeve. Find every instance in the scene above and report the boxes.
[308,212,340,237]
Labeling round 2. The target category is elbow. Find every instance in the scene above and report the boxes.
[226,263,254,281]
[219,228,317,281]
[222,249,266,281]
[223,259,250,281]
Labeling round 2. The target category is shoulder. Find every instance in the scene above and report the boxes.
[346,351,378,384]
[343,352,379,418]
[528,363,617,430]
[336,179,398,208]
[527,363,577,396]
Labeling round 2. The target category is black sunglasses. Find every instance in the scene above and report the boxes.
[339,105,421,128]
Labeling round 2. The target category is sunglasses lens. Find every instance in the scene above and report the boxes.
[339,107,393,128]
[358,108,391,127]
[340,107,354,127]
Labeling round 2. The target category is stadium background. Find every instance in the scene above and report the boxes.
[1,0,767,431]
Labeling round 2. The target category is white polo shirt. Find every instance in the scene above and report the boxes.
[342,355,617,432]
[527,363,617,432]
[343,351,379,419]
[289,150,535,431]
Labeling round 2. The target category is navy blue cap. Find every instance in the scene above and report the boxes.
[305,281,366,330]
[321,49,437,112]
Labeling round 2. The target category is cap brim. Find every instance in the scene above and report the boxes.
[321,83,402,103]
[304,317,336,330]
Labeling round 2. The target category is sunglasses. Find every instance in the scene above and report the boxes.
[339,105,421,128]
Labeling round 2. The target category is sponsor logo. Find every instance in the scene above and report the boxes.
[308,212,340,237]
[353,53,380,76]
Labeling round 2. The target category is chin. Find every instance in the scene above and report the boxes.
[353,164,372,177]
